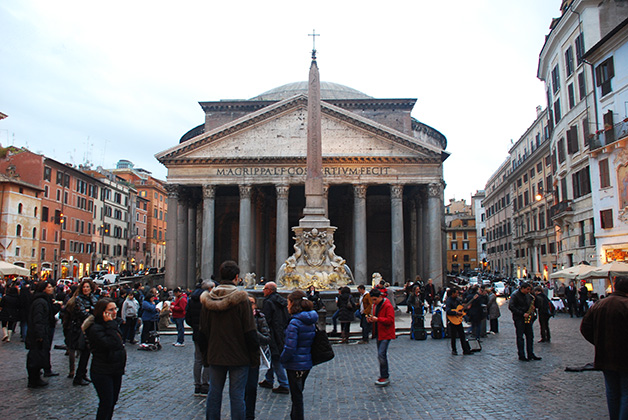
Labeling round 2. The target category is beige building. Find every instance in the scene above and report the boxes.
[0,173,42,274]
[156,78,449,289]
[510,108,556,280]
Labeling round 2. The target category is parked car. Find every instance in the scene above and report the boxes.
[56,279,73,287]
[94,273,118,285]
[493,281,506,296]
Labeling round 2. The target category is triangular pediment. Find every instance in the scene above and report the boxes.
[156,95,444,164]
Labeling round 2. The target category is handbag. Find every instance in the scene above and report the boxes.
[311,325,334,366]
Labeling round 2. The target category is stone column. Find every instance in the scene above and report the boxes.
[201,185,215,280]
[410,197,418,279]
[391,184,405,286]
[239,185,252,276]
[176,190,189,288]
[276,185,290,274]
[165,185,179,289]
[187,202,197,289]
[353,185,368,286]
[427,183,444,288]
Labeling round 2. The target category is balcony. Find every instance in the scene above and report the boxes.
[550,200,573,220]
[589,119,628,150]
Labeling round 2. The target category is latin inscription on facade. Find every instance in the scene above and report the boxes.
[215,166,391,177]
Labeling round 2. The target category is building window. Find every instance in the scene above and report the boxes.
[578,72,586,101]
[15,247,20,257]
[558,138,566,163]
[451,242,458,250]
[551,65,560,93]
[452,255,458,262]
[565,47,574,77]
[596,57,614,96]
[600,209,613,229]
[43,167,51,181]
[554,99,562,123]
[463,242,469,250]
[572,166,591,199]
[567,83,575,109]
[567,125,579,154]
[16,224,22,237]
[575,32,585,65]
[41,248,46,260]
[32,227,37,239]
[599,159,610,188]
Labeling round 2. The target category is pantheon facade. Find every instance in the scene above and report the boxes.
[156,81,449,289]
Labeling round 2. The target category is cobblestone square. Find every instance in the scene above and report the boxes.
[0,300,607,419]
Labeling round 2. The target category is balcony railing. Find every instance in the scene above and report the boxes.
[589,119,628,150]
[550,200,573,219]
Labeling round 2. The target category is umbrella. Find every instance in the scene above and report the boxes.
[0,261,30,276]
[549,263,597,280]
[580,261,628,280]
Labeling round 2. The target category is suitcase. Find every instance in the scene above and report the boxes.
[411,314,427,340]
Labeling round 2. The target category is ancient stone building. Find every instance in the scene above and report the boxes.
[156,78,449,289]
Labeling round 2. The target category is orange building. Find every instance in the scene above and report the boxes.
[112,161,167,269]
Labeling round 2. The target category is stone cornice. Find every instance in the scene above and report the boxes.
[158,155,441,166]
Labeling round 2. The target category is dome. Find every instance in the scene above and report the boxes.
[250,81,372,101]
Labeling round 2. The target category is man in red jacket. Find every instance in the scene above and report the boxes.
[367,288,396,387]
[171,287,188,347]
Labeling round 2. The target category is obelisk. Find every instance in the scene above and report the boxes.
[276,39,353,290]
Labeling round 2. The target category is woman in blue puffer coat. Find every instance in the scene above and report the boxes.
[280,290,318,420]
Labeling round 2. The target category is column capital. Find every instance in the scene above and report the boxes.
[391,184,404,200]
[276,184,290,199]
[166,184,179,199]
[202,184,216,199]
[427,182,442,198]
[239,184,252,199]
[354,184,367,199]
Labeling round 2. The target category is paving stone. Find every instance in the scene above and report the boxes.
[0,299,607,419]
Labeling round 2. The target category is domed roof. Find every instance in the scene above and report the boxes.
[250,81,372,101]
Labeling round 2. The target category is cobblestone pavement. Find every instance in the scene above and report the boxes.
[0,299,607,419]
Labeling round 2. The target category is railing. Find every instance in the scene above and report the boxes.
[589,119,628,150]
[550,200,573,219]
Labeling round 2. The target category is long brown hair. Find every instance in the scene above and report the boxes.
[287,290,314,314]
[93,298,114,321]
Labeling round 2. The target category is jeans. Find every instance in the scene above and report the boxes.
[206,364,248,420]
[603,370,628,420]
[91,372,123,420]
[331,309,339,332]
[245,366,259,420]
[448,322,471,353]
[514,317,535,359]
[264,356,289,388]
[376,339,391,379]
[194,341,209,386]
[174,317,185,344]
[360,314,372,341]
[286,369,310,420]
[122,317,136,342]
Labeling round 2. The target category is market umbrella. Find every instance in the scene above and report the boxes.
[0,261,30,276]
[549,263,597,280]
[580,261,628,280]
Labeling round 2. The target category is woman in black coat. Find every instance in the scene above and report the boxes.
[336,286,355,344]
[1,284,21,342]
[84,298,127,420]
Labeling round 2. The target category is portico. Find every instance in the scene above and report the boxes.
[156,82,448,290]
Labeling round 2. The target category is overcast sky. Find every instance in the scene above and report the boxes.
[1,0,561,202]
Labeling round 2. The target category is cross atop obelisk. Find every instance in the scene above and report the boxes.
[308,29,319,60]
[300,35,329,228]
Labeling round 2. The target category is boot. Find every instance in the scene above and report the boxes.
[1,327,7,341]
[27,369,48,388]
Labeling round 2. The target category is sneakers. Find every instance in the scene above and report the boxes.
[173,342,185,347]
[194,384,209,396]
[258,380,273,389]
[357,340,369,344]
[272,386,290,394]
[374,378,390,387]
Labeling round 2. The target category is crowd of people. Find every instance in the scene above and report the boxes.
[1,269,626,420]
